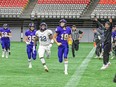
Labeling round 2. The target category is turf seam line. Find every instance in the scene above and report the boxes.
[64,47,95,87]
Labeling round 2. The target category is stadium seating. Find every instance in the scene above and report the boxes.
[31,0,90,18]
[91,0,116,19]
[0,0,29,18]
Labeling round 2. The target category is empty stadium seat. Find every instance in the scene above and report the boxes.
[31,0,90,18]
[0,0,29,18]
[91,0,116,19]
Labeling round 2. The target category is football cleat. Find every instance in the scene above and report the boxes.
[6,52,8,58]
[111,56,114,60]
[100,64,108,70]
[64,71,68,75]
[94,56,99,58]
[29,63,32,68]
[6,55,8,58]
[2,54,4,58]
[2,51,5,58]
[44,66,49,72]
[107,62,111,66]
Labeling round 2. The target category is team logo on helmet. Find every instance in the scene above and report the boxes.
[59,19,67,27]
[59,19,67,23]
[29,23,35,31]
[3,24,8,29]
[29,23,35,27]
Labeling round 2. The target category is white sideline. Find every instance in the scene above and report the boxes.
[65,47,95,87]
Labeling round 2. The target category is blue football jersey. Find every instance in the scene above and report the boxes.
[112,30,116,39]
[55,26,71,45]
[0,28,11,41]
[25,29,36,45]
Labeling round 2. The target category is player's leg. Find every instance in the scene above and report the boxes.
[99,43,102,58]
[111,40,115,59]
[115,46,116,57]
[106,44,111,65]
[97,42,101,57]
[45,45,51,59]
[8,42,11,55]
[5,41,10,58]
[64,45,69,75]
[32,46,37,60]
[100,42,104,58]
[27,45,32,68]
[75,40,79,51]
[95,41,99,58]
[1,41,5,58]
[101,44,111,70]
[38,46,48,72]
[58,46,64,63]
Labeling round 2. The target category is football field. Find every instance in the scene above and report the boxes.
[0,42,116,87]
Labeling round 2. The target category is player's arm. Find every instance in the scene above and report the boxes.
[96,32,101,40]
[49,34,54,44]
[34,35,39,46]
[24,36,30,44]
[53,33,62,46]
[109,18,113,31]
[0,32,2,37]
[34,31,39,46]
[68,34,72,41]
[0,32,2,38]
[48,30,54,44]
[49,34,53,40]
[6,29,12,37]
[7,33,12,37]
[78,30,84,40]
[94,18,105,29]
[24,31,30,44]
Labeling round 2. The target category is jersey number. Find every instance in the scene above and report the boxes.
[28,36,35,42]
[39,36,47,42]
[2,32,8,37]
[61,34,68,40]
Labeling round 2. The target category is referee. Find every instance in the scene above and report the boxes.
[71,25,83,58]
[95,18,113,70]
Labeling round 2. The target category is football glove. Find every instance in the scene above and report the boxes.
[49,44,52,48]
[26,41,30,45]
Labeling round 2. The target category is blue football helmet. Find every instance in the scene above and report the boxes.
[29,23,35,31]
[3,24,8,29]
[59,19,67,23]
[59,19,67,27]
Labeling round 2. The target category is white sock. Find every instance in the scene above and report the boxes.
[40,57,46,67]
[64,61,68,72]
[28,59,31,62]
[2,50,5,56]
[40,57,45,64]
[6,51,9,58]
[28,59,32,64]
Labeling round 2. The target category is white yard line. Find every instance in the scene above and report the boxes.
[65,47,95,87]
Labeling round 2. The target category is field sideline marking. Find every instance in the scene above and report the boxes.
[65,47,95,87]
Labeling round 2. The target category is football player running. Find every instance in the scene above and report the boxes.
[53,19,72,75]
[0,24,12,58]
[35,22,53,72]
[24,23,37,68]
